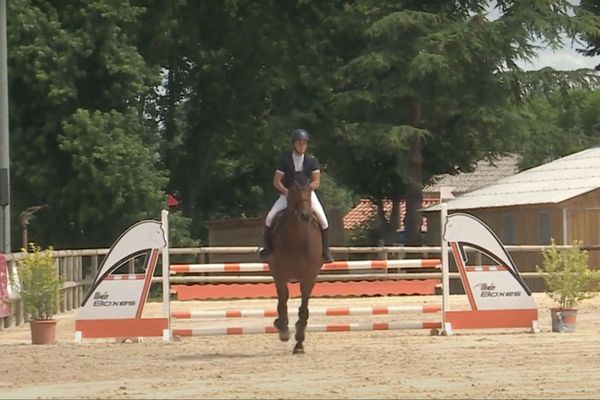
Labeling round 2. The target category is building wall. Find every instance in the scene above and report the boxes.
[206,217,264,262]
[424,189,600,274]
[425,205,563,274]
[206,209,346,263]
[561,188,600,268]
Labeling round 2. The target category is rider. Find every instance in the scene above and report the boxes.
[259,129,335,263]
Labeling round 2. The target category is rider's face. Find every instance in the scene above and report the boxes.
[293,139,308,154]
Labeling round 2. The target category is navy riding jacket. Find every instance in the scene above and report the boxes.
[277,151,320,189]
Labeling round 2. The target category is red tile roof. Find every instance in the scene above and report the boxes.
[343,198,439,231]
[423,154,520,195]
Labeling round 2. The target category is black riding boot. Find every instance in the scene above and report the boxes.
[259,226,272,259]
[321,228,334,263]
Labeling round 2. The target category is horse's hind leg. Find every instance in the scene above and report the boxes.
[274,279,290,341]
[293,280,315,354]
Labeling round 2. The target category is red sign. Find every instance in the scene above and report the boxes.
[0,254,9,318]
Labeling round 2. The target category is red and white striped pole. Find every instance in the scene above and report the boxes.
[171,304,442,320]
[173,321,442,337]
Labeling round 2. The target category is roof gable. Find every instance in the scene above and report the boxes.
[425,147,600,211]
[424,155,520,195]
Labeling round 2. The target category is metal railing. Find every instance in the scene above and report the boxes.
[1,249,107,331]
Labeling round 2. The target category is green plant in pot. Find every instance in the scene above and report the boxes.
[537,239,599,333]
[13,243,63,344]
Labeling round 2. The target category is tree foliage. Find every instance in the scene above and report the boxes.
[517,89,600,169]
[8,0,168,248]
[6,0,600,249]
[328,0,600,244]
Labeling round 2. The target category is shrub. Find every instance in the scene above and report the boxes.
[13,243,63,320]
[537,239,600,309]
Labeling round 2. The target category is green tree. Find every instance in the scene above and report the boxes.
[578,0,600,70]
[136,1,348,238]
[59,109,167,245]
[328,0,600,244]
[517,89,600,169]
[8,0,168,248]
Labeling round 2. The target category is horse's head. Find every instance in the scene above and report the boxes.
[287,174,312,222]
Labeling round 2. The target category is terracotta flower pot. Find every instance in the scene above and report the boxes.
[29,319,57,344]
[550,308,577,333]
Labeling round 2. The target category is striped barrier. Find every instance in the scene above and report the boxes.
[170,259,441,274]
[168,260,443,300]
[168,260,444,336]
[173,321,443,337]
[75,207,540,343]
[171,305,442,319]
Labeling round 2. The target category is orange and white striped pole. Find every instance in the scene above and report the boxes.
[170,259,441,274]
[171,304,442,320]
[173,321,442,337]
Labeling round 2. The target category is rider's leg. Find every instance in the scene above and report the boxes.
[311,192,334,263]
[260,194,287,258]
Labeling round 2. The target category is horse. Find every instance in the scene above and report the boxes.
[268,174,323,354]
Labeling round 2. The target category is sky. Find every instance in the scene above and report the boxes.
[518,42,600,71]
[486,1,600,71]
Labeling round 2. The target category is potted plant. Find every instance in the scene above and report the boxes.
[537,239,599,332]
[12,243,63,344]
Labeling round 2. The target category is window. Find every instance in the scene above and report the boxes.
[538,211,551,245]
[502,213,516,244]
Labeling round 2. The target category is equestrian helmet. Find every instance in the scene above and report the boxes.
[291,129,310,142]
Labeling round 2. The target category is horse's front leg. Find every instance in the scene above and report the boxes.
[294,280,315,354]
[274,278,290,341]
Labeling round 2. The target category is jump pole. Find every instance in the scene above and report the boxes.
[161,209,171,342]
[440,203,451,335]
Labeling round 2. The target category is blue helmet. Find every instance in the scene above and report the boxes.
[291,129,309,142]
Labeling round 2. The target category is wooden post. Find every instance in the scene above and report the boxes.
[59,256,66,313]
[76,255,82,307]
[68,255,73,311]
[4,303,12,327]
[91,255,98,278]
[16,298,24,325]
[128,258,135,274]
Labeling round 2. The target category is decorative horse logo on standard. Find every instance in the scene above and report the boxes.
[75,220,168,341]
[443,213,538,331]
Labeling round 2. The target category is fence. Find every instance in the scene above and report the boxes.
[2,244,593,331]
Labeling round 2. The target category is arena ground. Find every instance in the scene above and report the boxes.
[1,293,599,399]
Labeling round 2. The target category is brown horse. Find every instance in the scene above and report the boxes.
[268,175,322,354]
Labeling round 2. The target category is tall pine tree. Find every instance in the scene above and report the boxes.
[329,0,600,244]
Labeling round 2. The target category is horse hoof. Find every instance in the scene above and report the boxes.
[279,330,290,342]
[292,344,304,354]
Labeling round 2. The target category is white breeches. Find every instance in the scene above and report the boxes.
[265,192,328,229]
